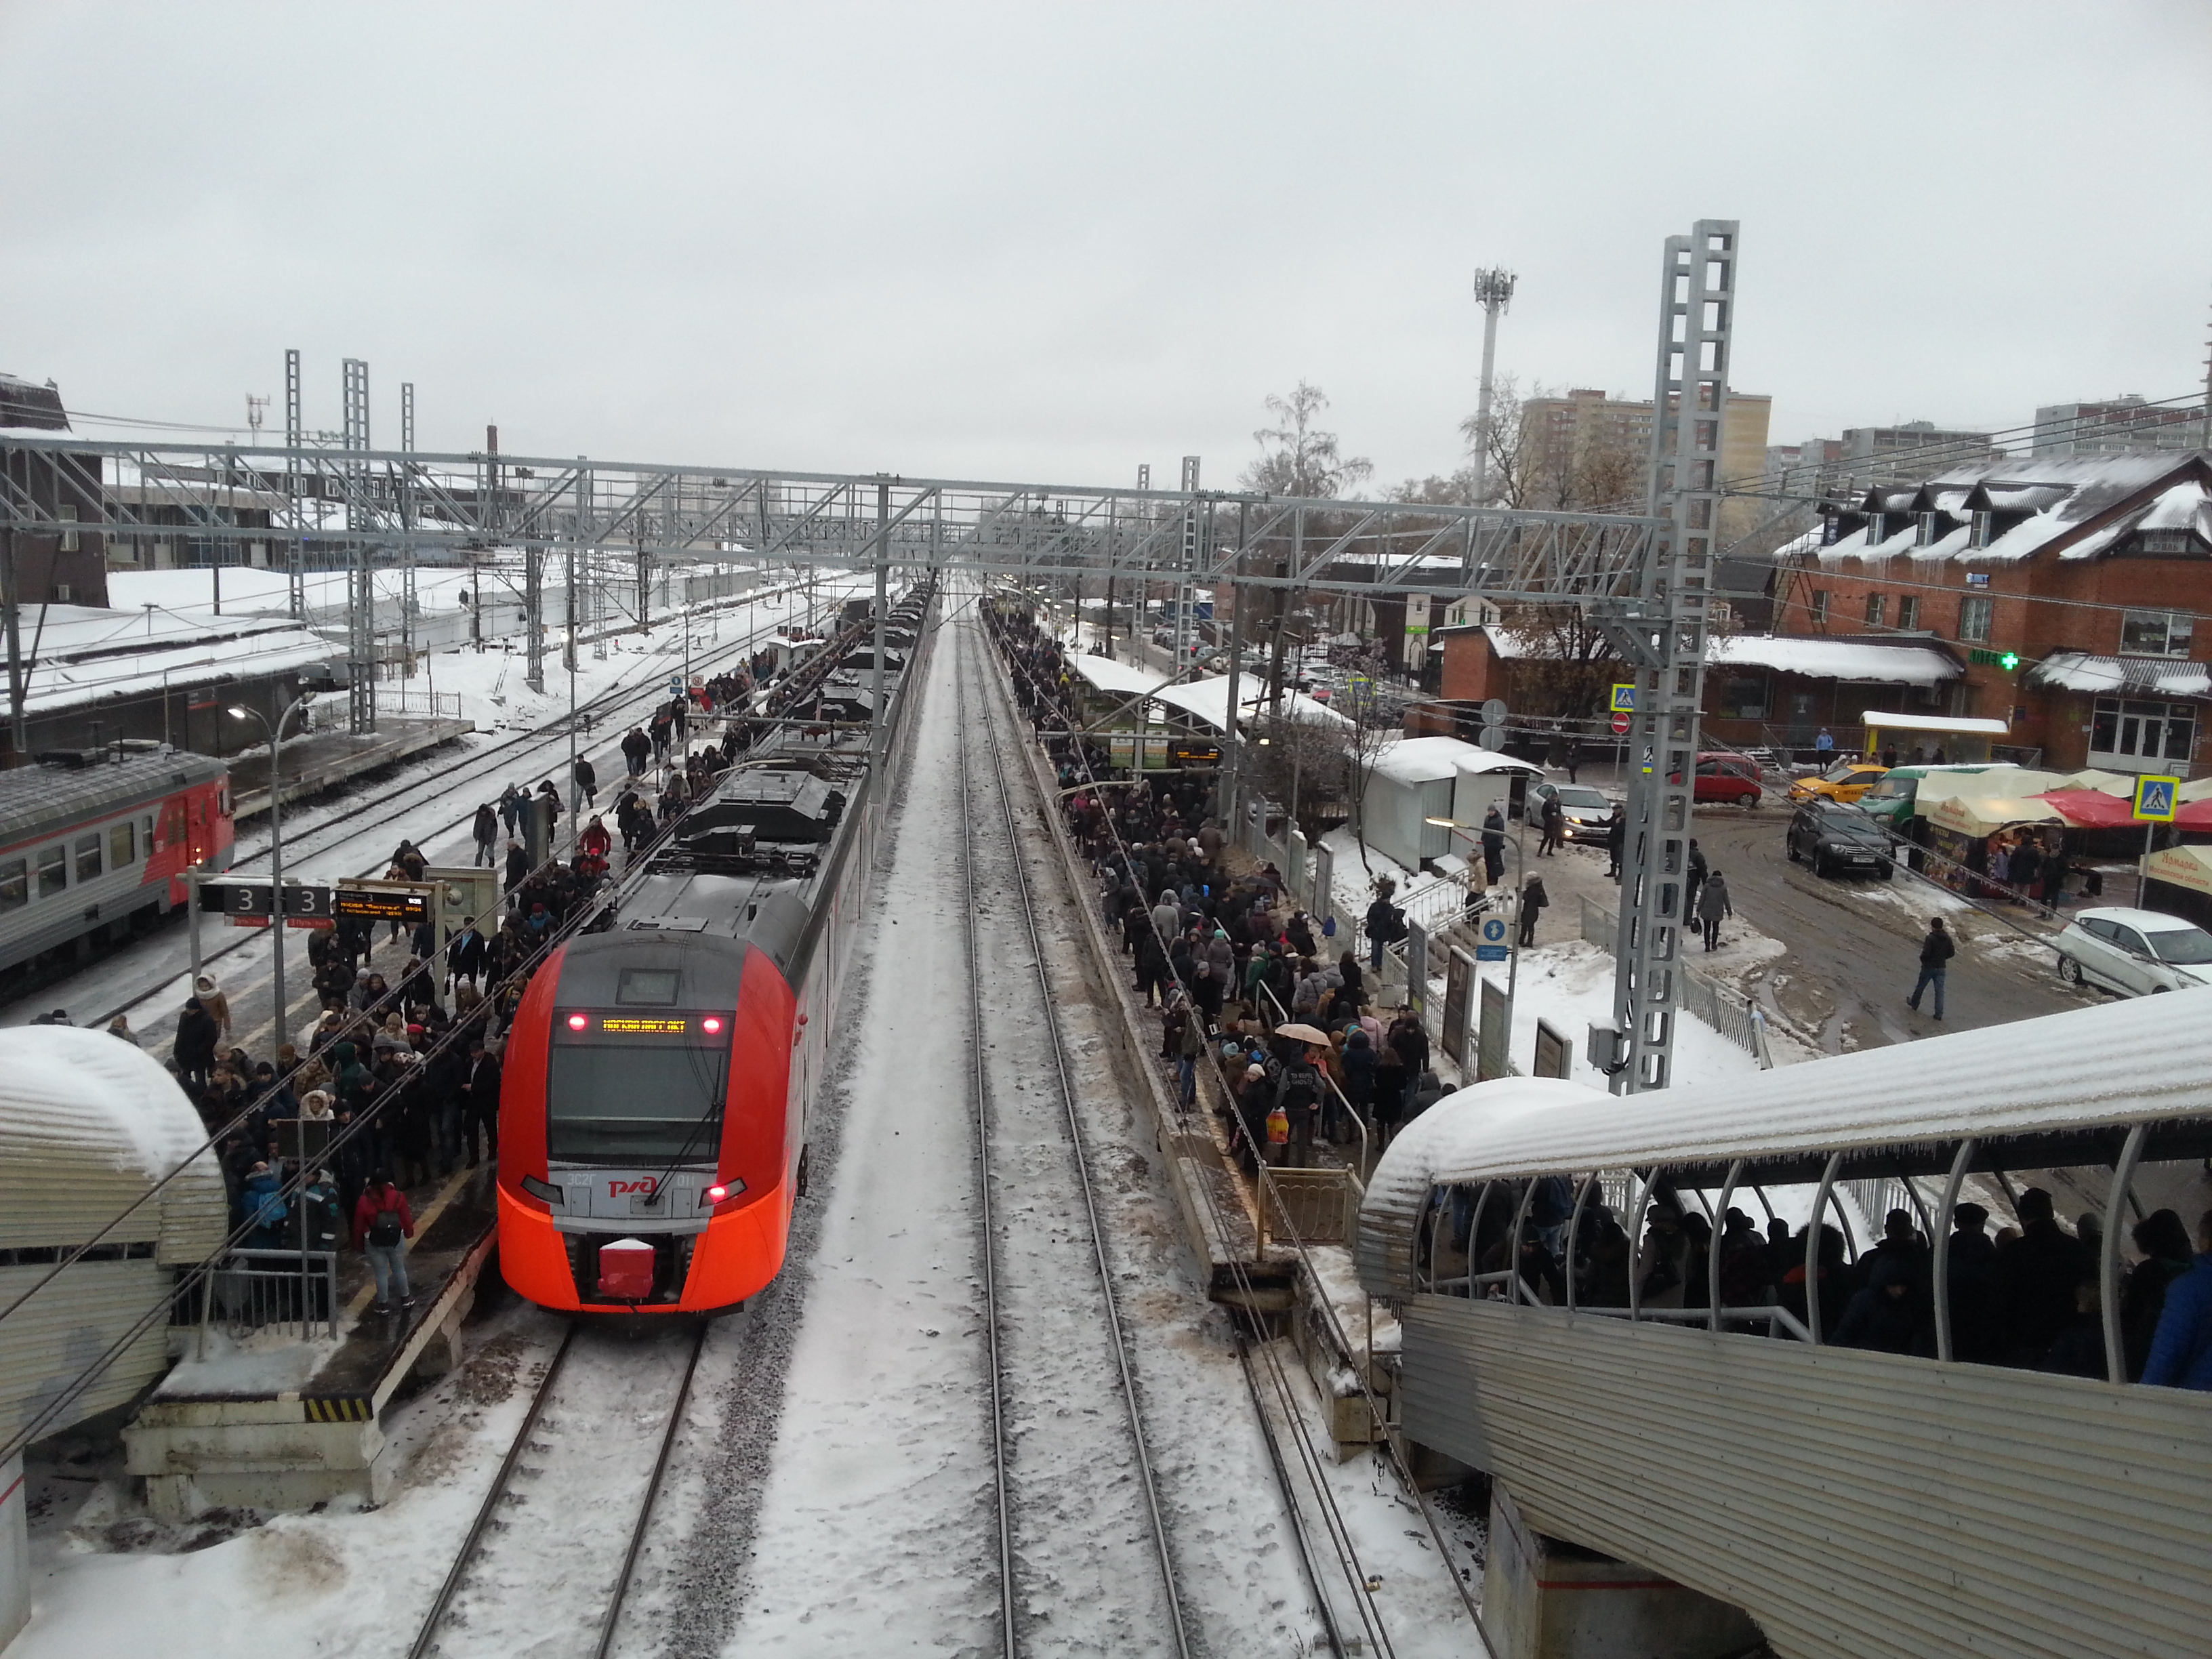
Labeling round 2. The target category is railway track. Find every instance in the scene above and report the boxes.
[79,591,814,1032]
[953,615,1192,1658]
[409,1320,710,1659]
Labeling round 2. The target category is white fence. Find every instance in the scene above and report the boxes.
[1578,895,1772,1067]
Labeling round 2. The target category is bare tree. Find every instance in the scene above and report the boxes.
[1492,600,1619,721]
[1241,382,1374,499]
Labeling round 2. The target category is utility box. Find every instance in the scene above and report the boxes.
[598,1238,655,1300]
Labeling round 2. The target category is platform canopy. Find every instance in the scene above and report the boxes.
[1154,675,1352,734]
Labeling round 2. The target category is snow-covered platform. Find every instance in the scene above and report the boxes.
[122,1168,497,1520]
[228,716,474,821]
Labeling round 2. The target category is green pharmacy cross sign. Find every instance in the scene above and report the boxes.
[1968,648,2022,671]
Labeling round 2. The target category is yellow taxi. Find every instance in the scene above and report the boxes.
[1787,759,1889,804]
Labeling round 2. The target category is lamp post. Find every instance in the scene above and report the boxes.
[1427,806,1527,1046]
[228,685,318,1054]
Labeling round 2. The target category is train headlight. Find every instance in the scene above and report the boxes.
[702,1016,724,1034]
[701,1179,748,1210]
[567,1013,588,1031]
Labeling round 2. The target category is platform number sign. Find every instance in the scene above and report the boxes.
[1610,683,1637,713]
[1477,915,1510,962]
[2133,775,2179,823]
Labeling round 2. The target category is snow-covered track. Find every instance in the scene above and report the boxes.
[954,617,1193,1659]
[408,1320,708,1659]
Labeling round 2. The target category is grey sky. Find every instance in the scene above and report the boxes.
[3,1,2208,491]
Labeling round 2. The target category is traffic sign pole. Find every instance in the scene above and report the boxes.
[2132,774,2179,906]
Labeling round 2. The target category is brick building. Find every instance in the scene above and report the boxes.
[1771,451,2212,775]
[0,373,110,607]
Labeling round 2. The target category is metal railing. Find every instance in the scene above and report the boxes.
[184,1247,341,1343]
[372,687,466,721]
[1578,894,1771,1067]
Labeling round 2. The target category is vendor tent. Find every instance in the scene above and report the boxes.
[2145,844,2212,897]
[1927,794,2066,837]
[2033,790,2140,830]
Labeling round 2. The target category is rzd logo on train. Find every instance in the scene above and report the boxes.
[608,1178,659,1197]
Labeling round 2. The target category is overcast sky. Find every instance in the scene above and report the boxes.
[3,1,2208,490]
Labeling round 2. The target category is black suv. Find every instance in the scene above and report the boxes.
[1786,802,1894,879]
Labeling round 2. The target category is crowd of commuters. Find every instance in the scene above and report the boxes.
[988,603,1443,1181]
[1427,1176,2212,1388]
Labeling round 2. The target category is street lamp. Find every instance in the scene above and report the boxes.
[1427,808,1527,1056]
[228,679,322,1054]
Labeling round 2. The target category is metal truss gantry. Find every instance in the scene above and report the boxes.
[0,223,1735,1094]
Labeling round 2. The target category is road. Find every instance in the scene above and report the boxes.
[1692,804,2095,1053]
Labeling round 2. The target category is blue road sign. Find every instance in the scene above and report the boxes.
[1477,916,1509,960]
[2133,775,2179,822]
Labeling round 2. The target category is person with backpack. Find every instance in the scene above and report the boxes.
[472,802,500,867]
[352,1172,417,1314]
[1907,916,1956,1021]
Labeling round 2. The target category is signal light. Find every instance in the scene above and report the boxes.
[705,1184,729,1203]
[567,1013,588,1031]
[702,1016,724,1034]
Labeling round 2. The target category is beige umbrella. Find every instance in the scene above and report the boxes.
[1273,1022,1329,1045]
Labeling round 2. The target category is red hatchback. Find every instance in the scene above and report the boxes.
[1693,752,1763,805]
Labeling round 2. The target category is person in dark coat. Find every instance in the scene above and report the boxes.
[1683,838,1708,922]
[505,838,530,894]
[1538,795,1565,857]
[1480,805,1507,888]
[1604,808,1625,880]
[173,997,220,1090]
[2141,1209,2212,1391]
[1944,1202,2003,1363]
[1694,871,1732,951]
[1996,1187,2093,1365]
[573,755,598,809]
[1517,876,1549,948]
[2122,1209,2197,1380]
[1907,916,1956,1020]
[472,803,500,867]
[459,1039,502,1166]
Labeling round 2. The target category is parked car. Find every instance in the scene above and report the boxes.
[1786,801,1894,878]
[1693,752,1763,806]
[1787,759,1890,805]
[2053,907,2212,996]
[1523,780,1618,843]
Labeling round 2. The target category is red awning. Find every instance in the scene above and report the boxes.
[2033,790,2138,830]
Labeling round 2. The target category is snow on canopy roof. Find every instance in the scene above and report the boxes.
[1708,634,1959,686]
[1368,735,1540,785]
[1860,709,2009,735]
[1153,676,1352,732]
[1364,990,2212,1199]
[2027,651,2212,700]
[8,604,337,716]
[0,1029,217,1195]
[1064,653,1172,698]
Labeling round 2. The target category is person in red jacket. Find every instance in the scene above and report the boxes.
[352,1172,416,1314]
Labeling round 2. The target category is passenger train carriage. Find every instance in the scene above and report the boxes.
[0,747,233,978]
[497,583,935,1313]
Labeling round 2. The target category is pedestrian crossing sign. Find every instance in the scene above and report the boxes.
[1610,683,1637,713]
[2133,775,2179,822]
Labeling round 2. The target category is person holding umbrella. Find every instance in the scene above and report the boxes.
[1269,1022,1331,1169]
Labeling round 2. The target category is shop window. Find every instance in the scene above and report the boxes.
[2119,610,2193,659]
[1959,595,1993,642]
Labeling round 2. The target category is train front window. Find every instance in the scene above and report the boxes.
[547,1025,730,1163]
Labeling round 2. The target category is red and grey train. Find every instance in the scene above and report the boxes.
[497,586,934,1314]
[0,747,233,978]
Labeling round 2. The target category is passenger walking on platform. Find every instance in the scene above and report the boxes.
[621,726,651,777]
[194,975,232,1041]
[1481,804,1507,888]
[1694,871,1731,951]
[353,1172,416,1314]
[472,803,499,867]
[1683,838,1707,921]
[499,782,528,836]
[505,838,529,894]
[1906,917,1955,1020]
[573,755,598,812]
[173,996,220,1091]
[1996,1187,2091,1364]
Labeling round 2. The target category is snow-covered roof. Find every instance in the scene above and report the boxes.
[1368,735,1541,785]
[1708,633,1959,686]
[1364,989,2212,1197]
[2026,651,2212,700]
[8,603,339,715]
[1153,675,1353,733]
[1064,652,1172,698]
[1859,709,2009,735]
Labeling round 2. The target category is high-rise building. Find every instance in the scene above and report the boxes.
[1834,422,1999,489]
[2032,396,2205,458]
[1517,386,1770,536]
